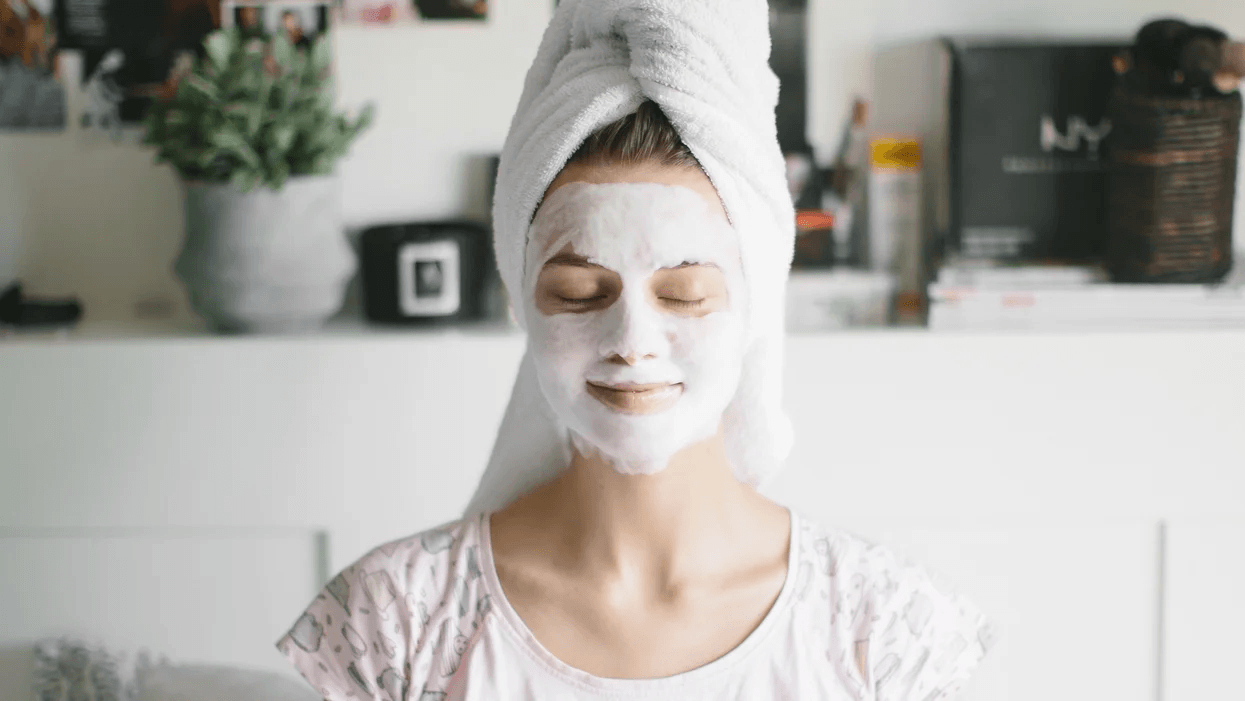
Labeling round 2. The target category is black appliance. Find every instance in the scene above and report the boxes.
[359,220,491,325]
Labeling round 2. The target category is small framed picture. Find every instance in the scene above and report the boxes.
[224,0,333,47]
[413,0,487,20]
[232,6,268,37]
[340,0,483,23]
[398,240,461,316]
[340,0,413,23]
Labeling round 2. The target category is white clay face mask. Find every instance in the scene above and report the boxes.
[524,181,748,475]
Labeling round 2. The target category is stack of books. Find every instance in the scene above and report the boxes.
[927,261,1245,331]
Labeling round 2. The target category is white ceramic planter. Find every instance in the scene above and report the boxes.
[176,175,355,333]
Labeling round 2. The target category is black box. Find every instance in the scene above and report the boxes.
[873,38,1130,264]
[359,221,491,325]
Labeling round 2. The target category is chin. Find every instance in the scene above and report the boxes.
[570,433,672,478]
[568,404,723,476]
[568,431,671,475]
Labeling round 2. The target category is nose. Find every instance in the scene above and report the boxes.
[611,351,652,366]
[598,291,667,365]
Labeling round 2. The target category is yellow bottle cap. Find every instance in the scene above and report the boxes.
[870,137,923,171]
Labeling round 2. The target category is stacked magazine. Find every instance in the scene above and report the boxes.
[927,261,1245,330]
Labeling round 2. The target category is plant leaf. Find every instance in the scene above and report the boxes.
[231,170,255,192]
[195,147,220,169]
[270,34,295,73]
[204,30,234,70]
[177,74,219,104]
[270,122,296,154]
[210,128,261,169]
[353,103,376,134]
[223,103,249,132]
[244,103,263,137]
[309,35,332,73]
[268,160,290,190]
[145,25,372,185]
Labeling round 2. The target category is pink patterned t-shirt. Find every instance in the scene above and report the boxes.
[276,510,994,700]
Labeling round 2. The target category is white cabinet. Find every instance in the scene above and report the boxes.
[1,329,1243,696]
[1164,523,1245,700]
[0,531,322,673]
[843,523,1159,701]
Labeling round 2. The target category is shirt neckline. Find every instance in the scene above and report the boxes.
[477,506,801,693]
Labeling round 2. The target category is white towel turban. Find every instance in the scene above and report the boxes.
[465,0,795,516]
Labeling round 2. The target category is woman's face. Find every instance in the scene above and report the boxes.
[524,161,748,475]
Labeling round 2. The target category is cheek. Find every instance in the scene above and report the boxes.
[530,314,603,368]
[669,313,746,372]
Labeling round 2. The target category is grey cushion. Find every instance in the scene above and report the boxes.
[30,639,318,701]
[33,639,135,701]
[136,664,320,701]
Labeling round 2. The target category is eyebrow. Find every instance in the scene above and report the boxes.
[671,261,721,270]
[541,254,723,271]
[542,252,603,269]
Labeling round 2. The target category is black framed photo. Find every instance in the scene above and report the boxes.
[412,0,486,20]
[339,0,482,23]
[232,5,265,36]
[224,0,332,46]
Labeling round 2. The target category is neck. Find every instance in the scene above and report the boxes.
[526,428,784,587]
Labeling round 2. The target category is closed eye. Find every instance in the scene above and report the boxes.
[660,298,706,310]
[558,294,610,305]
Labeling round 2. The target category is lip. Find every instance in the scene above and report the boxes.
[585,381,683,415]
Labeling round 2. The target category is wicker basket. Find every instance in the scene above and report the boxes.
[1105,88,1241,283]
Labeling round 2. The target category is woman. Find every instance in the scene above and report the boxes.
[278,1,993,699]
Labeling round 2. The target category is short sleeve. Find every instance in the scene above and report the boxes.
[860,546,997,701]
[276,553,413,701]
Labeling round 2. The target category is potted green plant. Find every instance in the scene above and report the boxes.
[144,28,374,332]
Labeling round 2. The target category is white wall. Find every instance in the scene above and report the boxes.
[4,0,1245,322]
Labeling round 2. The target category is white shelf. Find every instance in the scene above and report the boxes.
[0,316,522,344]
[8,314,1245,345]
